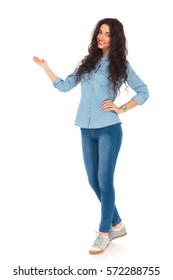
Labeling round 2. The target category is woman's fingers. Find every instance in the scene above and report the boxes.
[101,100,120,113]
[33,56,42,63]
[101,100,114,110]
[33,56,47,67]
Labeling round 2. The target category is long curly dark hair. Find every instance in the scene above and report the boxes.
[76,18,128,93]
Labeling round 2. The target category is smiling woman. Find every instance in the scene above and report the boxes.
[97,24,111,56]
[33,17,149,255]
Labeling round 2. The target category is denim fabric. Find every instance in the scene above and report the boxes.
[53,57,149,129]
[81,123,123,232]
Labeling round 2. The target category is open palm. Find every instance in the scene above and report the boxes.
[33,56,47,67]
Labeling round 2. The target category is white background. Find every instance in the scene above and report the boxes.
[0,0,173,279]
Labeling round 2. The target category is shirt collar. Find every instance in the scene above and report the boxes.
[101,55,109,62]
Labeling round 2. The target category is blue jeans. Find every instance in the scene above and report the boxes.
[80,123,123,232]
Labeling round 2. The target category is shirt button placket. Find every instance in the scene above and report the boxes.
[88,74,94,128]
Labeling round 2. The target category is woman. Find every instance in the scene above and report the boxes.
[33,18,149,254]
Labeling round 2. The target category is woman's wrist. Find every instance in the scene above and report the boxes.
[118,107,124,114]
[42,63,49,71]
[114,106,124,114]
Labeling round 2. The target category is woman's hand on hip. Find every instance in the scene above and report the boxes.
[101,100,123,114]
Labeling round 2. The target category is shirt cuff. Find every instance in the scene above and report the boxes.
[53,77,62,87]
[132,94,147,106]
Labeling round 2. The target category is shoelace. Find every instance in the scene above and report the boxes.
[92,231,105,246]
[93,236,103,246]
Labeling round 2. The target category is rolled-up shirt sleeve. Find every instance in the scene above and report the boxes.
[53,68,78,92]
[127,62,149,105]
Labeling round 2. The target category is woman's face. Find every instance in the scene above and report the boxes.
[97,24,111,56]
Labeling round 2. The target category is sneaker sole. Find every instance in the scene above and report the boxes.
[110,232,127,242]
[89,242,110,255]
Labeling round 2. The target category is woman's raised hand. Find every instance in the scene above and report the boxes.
[33,56,58,82]
[33,56,48,68]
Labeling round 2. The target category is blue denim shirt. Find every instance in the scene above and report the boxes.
[53,56,149,128]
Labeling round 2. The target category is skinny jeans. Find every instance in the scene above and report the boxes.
[80,123,123,232]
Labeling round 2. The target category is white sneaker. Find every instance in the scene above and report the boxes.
[89,234,110,254]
